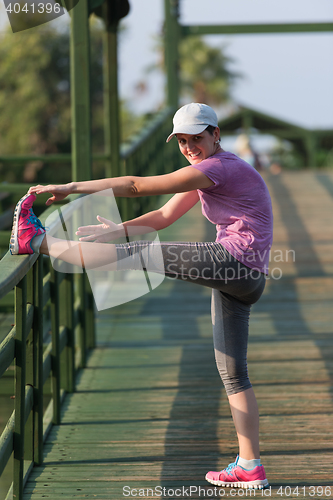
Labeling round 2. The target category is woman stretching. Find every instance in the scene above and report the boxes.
[10,103,273,490]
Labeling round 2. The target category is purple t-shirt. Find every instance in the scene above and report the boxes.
[191,151,273,274]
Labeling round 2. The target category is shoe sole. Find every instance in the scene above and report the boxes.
[205,474,269,490]
[9,193,31,255]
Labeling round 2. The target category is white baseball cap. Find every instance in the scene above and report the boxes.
[166,103,218,143]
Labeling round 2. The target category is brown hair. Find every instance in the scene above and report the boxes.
[205,125,220,140]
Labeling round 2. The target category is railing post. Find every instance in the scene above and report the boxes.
[68,0,96,365]
[305,132,317,168]
[33,257,44,465]
[24,269,34,464]
[61,273,75,393]
[164,0,180,109]
[50,266,61,425]
[13,275,27,500]
[77,273,87,368]
[120,157,129,221]
[86,273,95,350]
[70,0,92,182]
[103,10,121,179]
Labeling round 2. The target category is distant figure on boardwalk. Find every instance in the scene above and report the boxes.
[235,133,263,171]
[10,103,273,490]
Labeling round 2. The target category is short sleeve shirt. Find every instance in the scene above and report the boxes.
[191,151,273,274]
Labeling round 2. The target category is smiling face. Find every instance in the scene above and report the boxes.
[176,127,221,164]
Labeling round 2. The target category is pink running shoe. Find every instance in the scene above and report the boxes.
[205,456,269,490]
[9,193,46,255]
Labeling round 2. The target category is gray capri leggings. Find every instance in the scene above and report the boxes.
[116,241,266,396]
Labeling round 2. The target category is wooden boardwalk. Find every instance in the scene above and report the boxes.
[23,171,333,499]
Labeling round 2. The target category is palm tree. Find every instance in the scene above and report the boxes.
[144,35,239,107]
[179,36,239,105]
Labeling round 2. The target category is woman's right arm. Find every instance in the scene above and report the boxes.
[76,191,200,241]
[124,190,200,233]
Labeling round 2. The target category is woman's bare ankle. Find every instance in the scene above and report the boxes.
[39,235,49,255]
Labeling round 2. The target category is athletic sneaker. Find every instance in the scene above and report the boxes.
[205,455,269,490]
[9,193,45,255]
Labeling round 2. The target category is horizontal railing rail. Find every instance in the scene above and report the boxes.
[0,107,182,499]
[0,109,175,167]
[181,21,333,36]
[0,153,109,164]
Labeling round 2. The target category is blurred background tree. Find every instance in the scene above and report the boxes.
[144,34,239,108]
[179,36,239,105]
[0,12,143,183]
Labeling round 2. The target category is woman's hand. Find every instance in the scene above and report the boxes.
[76,216,124,243]
[28,183,73,205]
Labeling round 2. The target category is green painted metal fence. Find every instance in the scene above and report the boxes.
[0,200,94,500]
[0,106,181,500]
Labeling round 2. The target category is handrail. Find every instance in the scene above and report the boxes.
[0,254,38,301]
[0,107,181,500]
[121,107,173,158]
[0,197,94,499]
[0,153,110,163]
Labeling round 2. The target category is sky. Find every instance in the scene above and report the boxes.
[117,0,333,130]
[1,0,333,132]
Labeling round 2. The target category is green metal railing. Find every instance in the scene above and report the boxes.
[0,198,95,500]
[0,107,181,500]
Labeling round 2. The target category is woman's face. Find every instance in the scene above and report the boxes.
[176,128,220,165]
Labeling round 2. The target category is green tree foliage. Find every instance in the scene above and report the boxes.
[145,35,239,107]
[0,20,81,155]
[0,13,141,183]
[179,36,239,105]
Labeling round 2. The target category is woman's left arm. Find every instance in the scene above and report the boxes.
[29,167,213,205]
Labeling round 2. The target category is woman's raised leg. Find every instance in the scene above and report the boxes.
[40,234,118,270]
